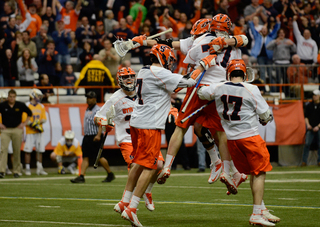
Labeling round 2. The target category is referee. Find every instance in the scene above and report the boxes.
[71,91,115,183]
[0,89,32,178]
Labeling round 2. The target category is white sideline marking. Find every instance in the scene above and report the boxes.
[216,199,239,202]
[38,205,60,208]
[0,170,319,182]
[0,220,132,226]
[277,198,298,201]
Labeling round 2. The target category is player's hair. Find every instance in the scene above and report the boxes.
[229,70,245,79]
[150,54,160,64]
[8,89,16,96]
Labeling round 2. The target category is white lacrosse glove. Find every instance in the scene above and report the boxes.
[197,86,207,100]
[199,54,217,70]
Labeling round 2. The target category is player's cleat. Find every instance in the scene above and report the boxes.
[157,167,170,184]
[114,201,129,214]
[58,166,66,174]
[70,175,85,183]
[67,165,77,175]
[36,167,48,175]
[220,171,237,195]
[226,173,248,195]
[262,209,281,223]
[102,172,115,182]
[13,173,20,178]
[208,159,222,184]
[121,206,143,227]
[25,169,31,176]
[143,193,155,211]
[0,172,4,178]
[249,213,275,226]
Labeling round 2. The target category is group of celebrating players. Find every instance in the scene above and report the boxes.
[97,13,281,227]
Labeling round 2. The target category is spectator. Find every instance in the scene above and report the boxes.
[40,0,57,35]
[129,0,148,22]
[126,11,143,35]
[293,15,318,65]
[267,28,296,93]
[104,10,118,34]
[248,18,281,83]
[52,20,72,66]
[244,0,268,25]
[287,54,309,97]
[262,0,279,18]
[24,3,42,38]
[17,48,38,86]
[0,1,15,29]
[32,25,53,60]
[110,18,134,43]
[75,16,96,49]
[15,0,32,33]
[56,0,82,32]
[74,55,115,103]
[35,74,54,103]
[79,41,94,69]
[98,39,120,83]
[68,31,78,57]
[78,0,96,25]
[302,89,320,167]
[37,40,59,85]
[60,64,76,95]
[0,89,32,178]
[4,17,17,49]
[1,45,18,87]
[18,30,37,58]
[50,130,82,174]
[94,21,106,52]
[23,88,48,176]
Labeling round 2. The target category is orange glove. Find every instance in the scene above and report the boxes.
[168,107,178,123]
[132,35,147,49]
[199,54,217,70]
[190,68,202,80]
[208,37,227,54]
[233,35,248,47]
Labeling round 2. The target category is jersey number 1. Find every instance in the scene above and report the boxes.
[136,79,144,105]
[220,94,243,121]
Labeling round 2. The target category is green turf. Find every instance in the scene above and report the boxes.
[0,166,319,227]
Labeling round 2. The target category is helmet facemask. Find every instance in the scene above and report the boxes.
[29,88,43,104]
[119,74,136,91]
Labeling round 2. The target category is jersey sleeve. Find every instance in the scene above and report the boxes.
[252,86,269,114]
[200,84,218,101]
[158,69,183,92]
[54,143,63,156]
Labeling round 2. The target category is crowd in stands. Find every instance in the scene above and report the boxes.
[0,0,319,99]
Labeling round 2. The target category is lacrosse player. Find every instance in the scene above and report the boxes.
[197,59,280,226]
[95,67,160,212]
[157,15,249,195]
[23,88,47,176]
[113,44,216,227]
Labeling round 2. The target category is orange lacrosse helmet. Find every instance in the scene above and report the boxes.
[117,67,136,91]
[211,14,232,33]
[190,18,212,36]
[226,59,247,81]
[150,44,176,71]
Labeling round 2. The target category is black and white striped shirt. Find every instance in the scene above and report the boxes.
[84,104,100,136]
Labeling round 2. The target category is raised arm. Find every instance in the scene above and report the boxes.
[41,0,47,16]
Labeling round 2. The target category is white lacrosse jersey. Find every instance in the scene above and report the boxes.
[180,37,194,55]
[95,89,135,145]
[130,65,183,130]
[201,81,270,140]
[184,33,242,84]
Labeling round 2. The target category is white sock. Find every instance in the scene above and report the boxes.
[145,183,154,194]
[36,161,43,168]
[222,160,230,175]
[207,145,220,163]
[230,160,239,175]
[130,195,140,209]
[253,205,263,215]
[122,190,132,203]
[26,164,30,170]
[164,154,175,169]
[6,165,9,170]
[261,200,266,210]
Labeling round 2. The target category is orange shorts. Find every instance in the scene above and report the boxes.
[119,142,133,168]
[227,135,273,175]
[130,126,162,169]
[176,86,224,132]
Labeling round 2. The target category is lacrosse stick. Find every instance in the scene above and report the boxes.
[181,70,206,113]
[180,100,215,123]
[93,105,115,169]
[113,28,173,58]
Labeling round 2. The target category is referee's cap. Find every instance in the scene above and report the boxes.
[85,91,97,98]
